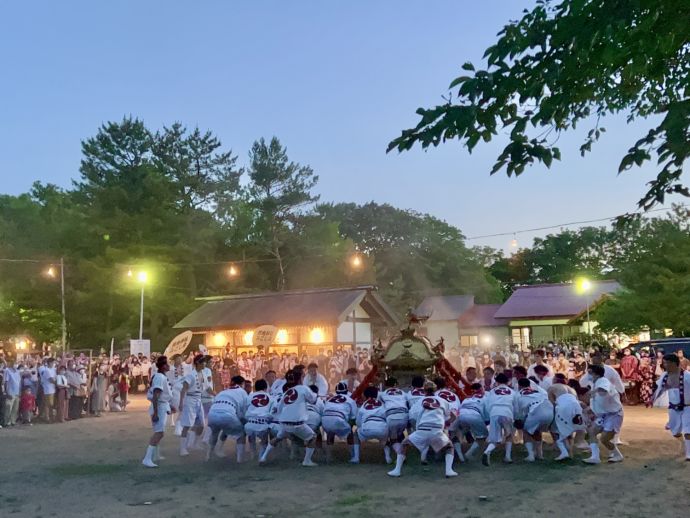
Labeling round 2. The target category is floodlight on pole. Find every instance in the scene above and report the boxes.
[130,269,149,340]
[575,277,593,339]
[45,260,67,351]
[351,254,363,268]
[228,264,239,278]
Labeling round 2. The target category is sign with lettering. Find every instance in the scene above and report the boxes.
[254,325,278,347]
[163,331,193,357]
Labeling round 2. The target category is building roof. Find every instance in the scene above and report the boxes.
[493,280,621,320]
[174,286,399,330]
[415,295,475,321]
[458,304,506,328]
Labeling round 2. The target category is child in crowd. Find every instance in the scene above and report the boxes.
[19,386,36,425]
[118,372,129,411]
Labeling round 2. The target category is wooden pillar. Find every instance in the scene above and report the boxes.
[351,310,356,352]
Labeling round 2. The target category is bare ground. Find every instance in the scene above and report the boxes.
[0,397,687,518]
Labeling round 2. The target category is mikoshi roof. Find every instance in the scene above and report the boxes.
[493,280,621,320]
[414,295,475,321]
[457,304,506,328]
[174,286,399,330]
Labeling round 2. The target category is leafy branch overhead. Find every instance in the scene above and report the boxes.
[388,0,690,211]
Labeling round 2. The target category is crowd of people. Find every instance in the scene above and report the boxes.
[141,345,690,475]
[444,342,689,408]
[0,350,161,427]
[3,340,688,475]
[0,346,367,429]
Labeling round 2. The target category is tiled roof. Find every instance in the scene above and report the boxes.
[415,295,475,321]
[493,280,620,319]
[174,286,399,330]
[458,304,506,327]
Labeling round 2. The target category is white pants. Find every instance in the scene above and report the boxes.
[322,417,352,439]
[386,416,408,440]
[149,402,170,433]
[277,423,315,442]
[180,399,204,428]
[358,426,388,442]
[245,422,271,440]
[406,428,450,453]
[457,413,488,440]
[524,402,554,435]
[488,415,513,443]
[208,412,244,438]
[668,407,690,436]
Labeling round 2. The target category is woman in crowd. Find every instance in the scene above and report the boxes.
[638,352,655,407]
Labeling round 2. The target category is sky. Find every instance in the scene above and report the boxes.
[0,1,683,251]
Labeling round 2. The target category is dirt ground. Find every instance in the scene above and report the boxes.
[0,397,687,518]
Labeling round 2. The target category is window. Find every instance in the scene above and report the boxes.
[460,335,478,347]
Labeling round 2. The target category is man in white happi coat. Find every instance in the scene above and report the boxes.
[653,353,690,461]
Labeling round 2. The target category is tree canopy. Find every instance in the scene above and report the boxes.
[1,115,688,349]
[0,119,497,348]
[388,0,690,212]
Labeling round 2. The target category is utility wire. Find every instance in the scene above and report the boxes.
[464,205,684,241]
[0,205,685,264]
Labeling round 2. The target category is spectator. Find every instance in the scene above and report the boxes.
[4,360,22,426]
[66,360,85,420]
[90,365,107,417]
[605,350,621,372]
[19,386,36,425]
[638,352,655,408]
[571,352,587,380]
[620,347,641,405]
[303,363,329,397]
[140,355,151,389]
[39,358,57,423]
[118,371,130,411]
[55,365,69,422]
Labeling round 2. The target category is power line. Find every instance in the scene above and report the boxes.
[0,205,685,265]
[465,205,684,241]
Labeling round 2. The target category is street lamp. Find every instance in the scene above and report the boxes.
[131,270,148,340]
[575,277,592,339]
[45,258,67,351]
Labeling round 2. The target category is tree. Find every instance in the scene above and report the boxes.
[596,206,690,335]
[524,226,614,283]
[152,123,241,213]
[388,0,690,212]
[487,249,531,298]
[317,202,502,313]
[246,137,319,290]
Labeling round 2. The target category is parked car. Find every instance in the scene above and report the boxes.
[631,337,690,359]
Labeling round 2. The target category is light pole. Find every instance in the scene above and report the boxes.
[136,271,148,340]
[46,258,67,351]
[576,278,593,340]
[128,270,148,340]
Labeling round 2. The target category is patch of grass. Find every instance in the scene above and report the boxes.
[50,463,128,477]
[335,493,373,507]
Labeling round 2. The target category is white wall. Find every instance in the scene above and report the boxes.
[336,303,372,348]
[423,321,459,347]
